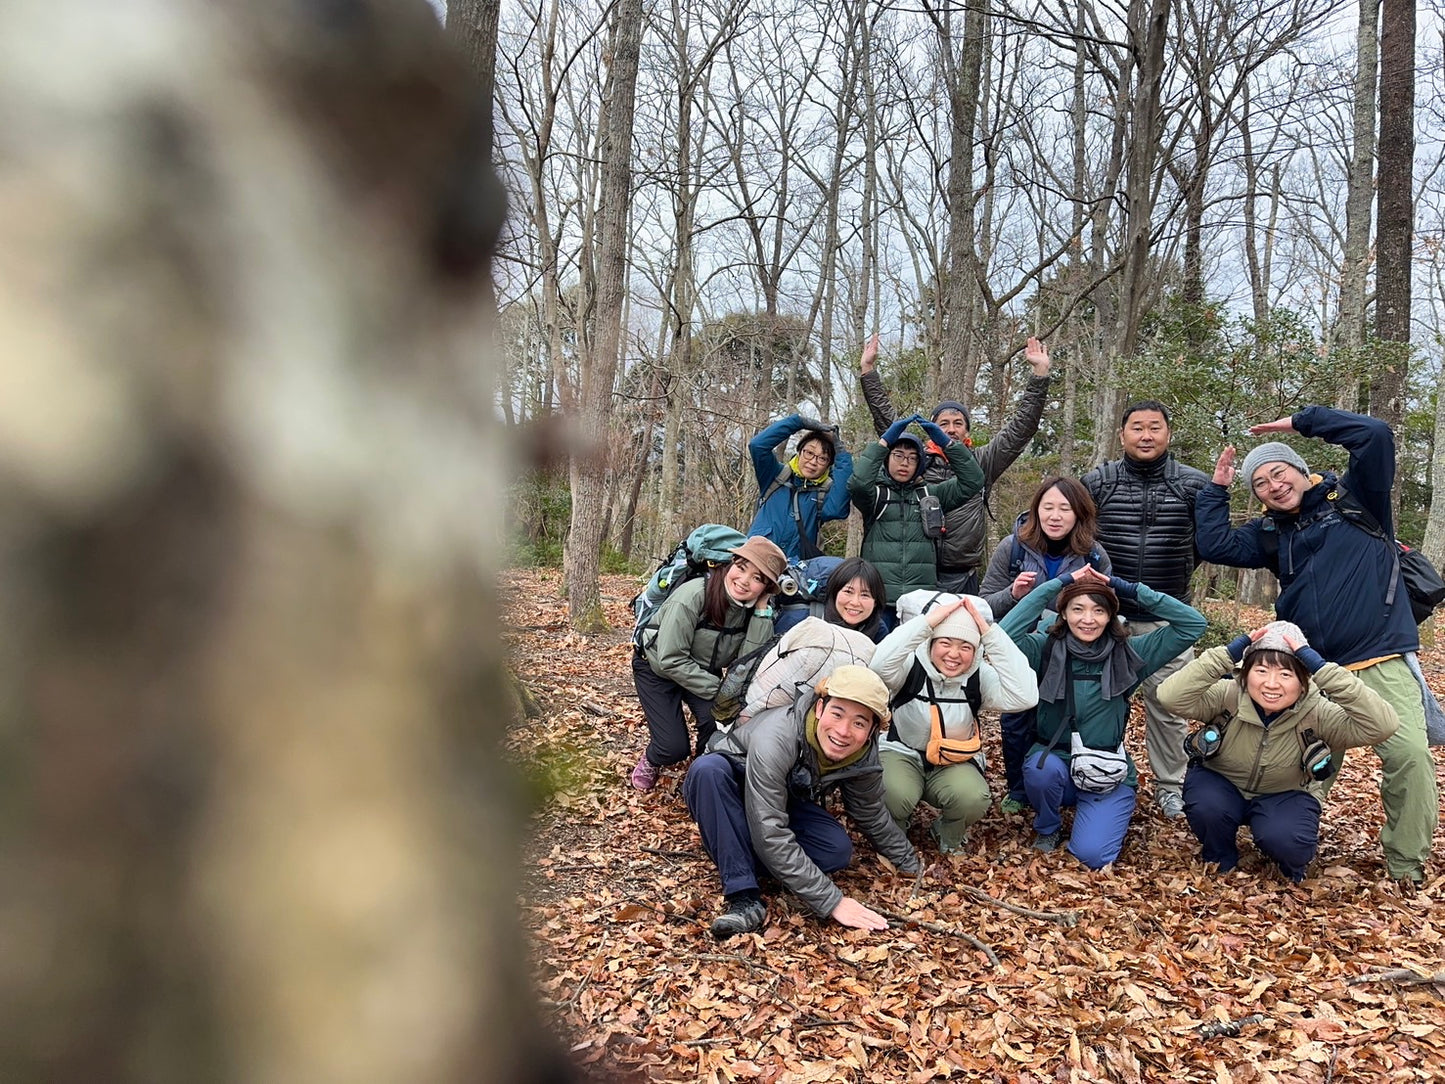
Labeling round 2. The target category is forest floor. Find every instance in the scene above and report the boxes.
[505,569,1445,1083]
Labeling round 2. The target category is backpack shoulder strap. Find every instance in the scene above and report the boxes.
[759,463,792,509]
[965,671,982,717]
[889,658,928,711]
[1008,535,1025,576]
[1331,483,1386,540]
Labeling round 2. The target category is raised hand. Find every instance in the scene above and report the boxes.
[860,333,879,375]
[919,419,950,447]
[1212,445,1237,486]
[1248,416,1295,436]
[924,596,970,629]
[1010,571,1038,600]
[831,896,889,931]
[962,595,991,631]
[1024,337,1051,376]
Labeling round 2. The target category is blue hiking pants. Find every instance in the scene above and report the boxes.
[1000,709,1036,804]
[683,753,851,897]
[1183,765,1320,882]
[1023,751,1136,869]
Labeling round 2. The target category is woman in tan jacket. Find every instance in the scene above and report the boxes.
[1157,621,1399,881]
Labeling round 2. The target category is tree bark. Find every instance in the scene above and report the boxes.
[1372,0,1413,431]
[1336,0,1379,366]
[564,0,643,629]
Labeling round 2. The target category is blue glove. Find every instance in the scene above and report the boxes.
[1226,633,1253,663]
[1107,576,1139,599]
[919,420,950,447]
[1294,646,1327,673]
[881,417,911,443]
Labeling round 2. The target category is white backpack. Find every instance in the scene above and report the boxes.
[738,618,877,723]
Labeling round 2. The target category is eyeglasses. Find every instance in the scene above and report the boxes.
[799,448,830,464]
[888,449,919,462]
[1251,465,1296,494]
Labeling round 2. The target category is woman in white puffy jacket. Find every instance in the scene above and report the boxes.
[870,592,1039,854]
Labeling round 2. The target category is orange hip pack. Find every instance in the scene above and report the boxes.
[925,703,982,766]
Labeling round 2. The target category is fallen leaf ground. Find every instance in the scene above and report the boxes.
[506,569,1445,1083]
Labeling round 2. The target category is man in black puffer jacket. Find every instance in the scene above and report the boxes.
[1082,400,1210,819]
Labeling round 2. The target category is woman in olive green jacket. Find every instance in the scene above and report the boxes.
[630,536,786,791]
[1157,621,1399,881]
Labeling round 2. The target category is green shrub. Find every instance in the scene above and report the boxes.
[600,546,641,575]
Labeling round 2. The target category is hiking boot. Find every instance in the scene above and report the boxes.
[1032,830,1062,853]
[1157,791,1185,819]
[931,819,968,856]
[1394,873,1424,895]
[630,754,660,791]
[999,795,1028,815]
[710,895,766,940]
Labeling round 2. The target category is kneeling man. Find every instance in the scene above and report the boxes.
[684,665,919,939]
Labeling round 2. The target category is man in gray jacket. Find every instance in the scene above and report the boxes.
[860,335,1052,592]
[683,666,920,939]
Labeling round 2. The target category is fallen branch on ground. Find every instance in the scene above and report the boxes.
[958,884,1080,927]
[877,909,1001,968]
[1197,1013,1266,1038]
[1346,969,1445,987]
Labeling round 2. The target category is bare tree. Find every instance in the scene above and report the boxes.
[564,0,644,628]
[1372,0,1414,430]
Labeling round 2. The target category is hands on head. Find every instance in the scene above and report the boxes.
[961,595,989,631]
[925,596,970,629]
[831,896,889,932]
[1070,564,1110,587]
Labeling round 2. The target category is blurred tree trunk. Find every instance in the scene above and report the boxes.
[564,0,642,629]
[932,0,985,403]
[0,2,576,1082]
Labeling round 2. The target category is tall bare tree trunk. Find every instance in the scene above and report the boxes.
[1336,0,1379,372]
[1372,0,1413,432]
[934,0,985,403]
[564,0,643,629]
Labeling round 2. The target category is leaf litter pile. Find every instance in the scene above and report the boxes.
[505,570,1445,1082]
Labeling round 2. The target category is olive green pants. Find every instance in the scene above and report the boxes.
[1343,657,1438,881]
[881,750,990,851]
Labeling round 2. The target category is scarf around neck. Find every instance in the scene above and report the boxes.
[1038,633,1144,703]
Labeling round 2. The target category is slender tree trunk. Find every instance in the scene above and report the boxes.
[1336,0,1379,366]
[564,0,642,629]
[1372,0,1413,431]
[937,0,985,402]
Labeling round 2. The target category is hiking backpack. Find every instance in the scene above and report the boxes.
[1257,484,1445,624]
[781,555,846,605]
[713,617,877,725]
[631,524,748,647]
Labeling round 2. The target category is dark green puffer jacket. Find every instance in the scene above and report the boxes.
[847,437,984,605]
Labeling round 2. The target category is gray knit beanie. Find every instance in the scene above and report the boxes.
[1243,620,1307,659]
[1240,442,1308,487]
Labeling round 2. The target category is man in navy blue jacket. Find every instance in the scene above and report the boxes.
[1194,406,1437,884]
